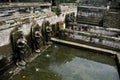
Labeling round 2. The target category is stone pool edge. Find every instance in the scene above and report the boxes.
[51,37,120,78]
[1,37,120,80]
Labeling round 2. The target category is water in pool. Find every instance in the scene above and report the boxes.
[11,44,119,80]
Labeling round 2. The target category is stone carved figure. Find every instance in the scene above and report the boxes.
[70,13,75,23]
[45,22,52,44]
[16,31,28,66]
[34,30,43,53]
[31,23,43,53]
[41,21,52,45]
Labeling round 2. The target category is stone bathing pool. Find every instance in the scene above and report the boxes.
[11,43,119,80]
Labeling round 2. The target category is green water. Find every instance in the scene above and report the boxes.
[11,44,119,80]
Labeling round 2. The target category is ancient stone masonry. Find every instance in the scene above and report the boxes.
[63,0,120,51]
[9,19,54,66]
[0,4,77,76]
[65,12,76,29]
[77,6,106,26]
[104,11,120,29]
[11,30,31,66]
[0,1,120,80]
[42,21,52,44]
[9,20,52,67]
[78,0,108,7]
[31,22,43,53]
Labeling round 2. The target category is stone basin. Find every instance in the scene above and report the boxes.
[11,43,120,80]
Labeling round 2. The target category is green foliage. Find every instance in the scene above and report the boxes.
[51,7,57,12]
[56,7,61,16]
[116,0,120,2]
[51,6,61,16]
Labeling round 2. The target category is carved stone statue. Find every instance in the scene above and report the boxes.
[31,23,43,53]
[45,25,52,44]
[16,31,28,66]
[34,30,43,53]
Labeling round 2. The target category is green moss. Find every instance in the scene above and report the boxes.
[0,21,5,26]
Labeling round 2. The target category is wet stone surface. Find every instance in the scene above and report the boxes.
[11,43,119,80]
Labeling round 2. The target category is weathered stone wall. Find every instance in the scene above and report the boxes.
[0,23,32,63]
[77,6,106,26]
[104,11,120,29]
[0,6,77,61]
[69,32,120,49]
